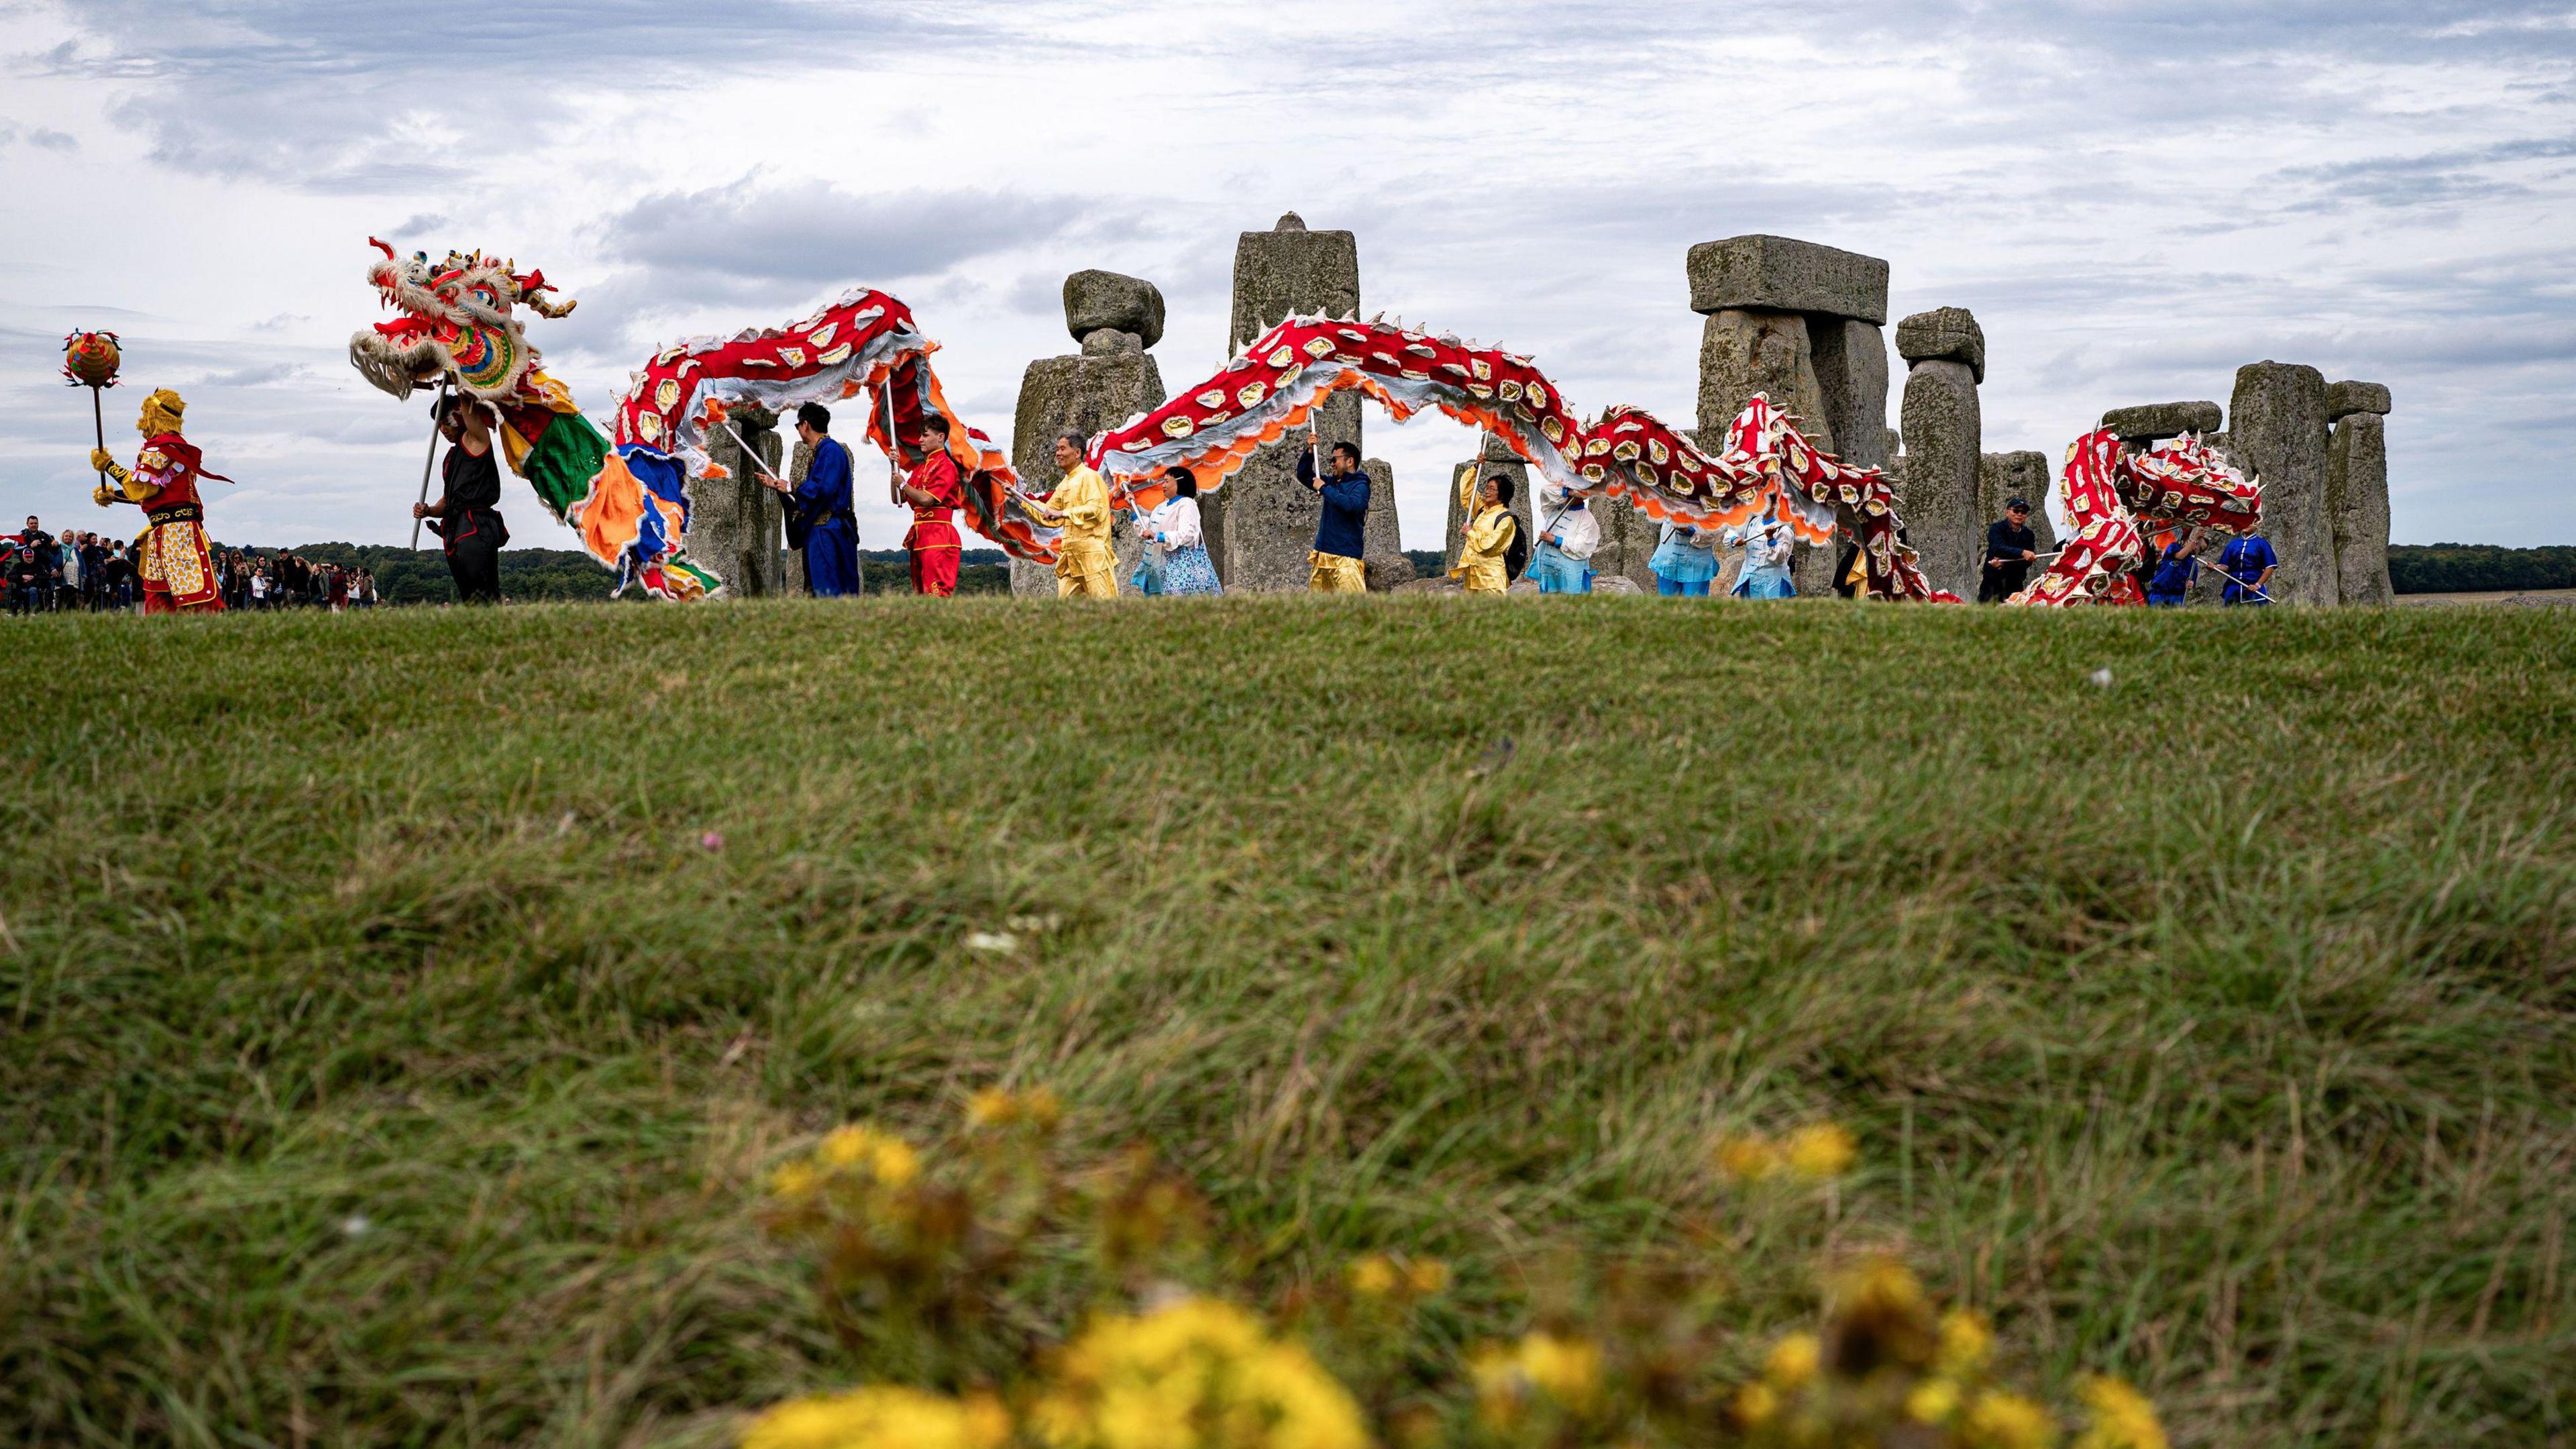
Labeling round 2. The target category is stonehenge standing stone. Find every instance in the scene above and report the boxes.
[1214,213,1371,592]
[1008,274,1171,596]
[2228,362,2335,604]
[688,403,794,597]
[1446,433,1534,574]
[1360,460,1413,590]
[1894,308,1985,600]
[2327,382,2394,606]
[1689,235,1890,597]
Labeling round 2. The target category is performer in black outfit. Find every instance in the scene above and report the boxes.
[414,394,509,604]
[1979,496,2039,602]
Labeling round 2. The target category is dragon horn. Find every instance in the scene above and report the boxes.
[368,236,394,260]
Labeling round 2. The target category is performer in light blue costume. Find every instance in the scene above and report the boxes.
[1138,468,1222,596]
[1649,519,1721,596]
[790,401,860,598]
[1529,478,1597,594]
[1727,517,1796,599]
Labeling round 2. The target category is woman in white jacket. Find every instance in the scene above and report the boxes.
[1138,468,1222,596]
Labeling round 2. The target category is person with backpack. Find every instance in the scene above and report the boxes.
[1450,468,1521,595]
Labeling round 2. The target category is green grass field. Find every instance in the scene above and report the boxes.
[3,596,2571,1448]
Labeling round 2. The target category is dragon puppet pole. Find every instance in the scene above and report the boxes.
[89,386,107,491]
[408,379,451,551]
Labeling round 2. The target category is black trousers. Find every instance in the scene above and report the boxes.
[443,509,506,604]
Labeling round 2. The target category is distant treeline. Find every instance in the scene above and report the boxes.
[2389,545,2576,595]
[227,544,1013,604]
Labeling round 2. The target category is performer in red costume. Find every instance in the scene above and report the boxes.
[90,388,227,614]
[897,413,966,596]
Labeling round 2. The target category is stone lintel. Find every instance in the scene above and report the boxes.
[1685,234,1889,325]
[2326,380,2392,420]
[2098,401,2223,441]
[1894,307,1986,384]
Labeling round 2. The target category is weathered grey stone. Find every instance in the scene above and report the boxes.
[2328,411,2394,606]
[1446,455,1534,576]
[1214,216,1365,592]
[1897,358,1982,598]
[1360,458,1409,591]
[1080,329,1143,357]
[2229,361,2336,605]
[1592,573,1645,596]
[1063,270,1165,350]
[1894,307,1986,385]
[688,403,794,598]
[779,437,827,596]
[1008,346,1168,597]
[2326,380,2392,421]
[1584,493,1662,592]
[1685,235,1890,325]
[1978,451,2059,559]
[2098,401,2222,441]
[1698,307,1841,597]
[1810,319,1892,469]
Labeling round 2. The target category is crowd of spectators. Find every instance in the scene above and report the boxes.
[5,514,378,614]
[217,546,378,611]
[7,517,139,613]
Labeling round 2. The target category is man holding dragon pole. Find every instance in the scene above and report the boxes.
[88,387,228,614]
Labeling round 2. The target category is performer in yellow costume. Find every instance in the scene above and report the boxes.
[1450,466,1519,595]
[90,388,229,614]
[1030,431,1117,598]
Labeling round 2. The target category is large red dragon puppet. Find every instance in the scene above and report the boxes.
[348,239,1054,598]
[1085,314,1953,600]
[2008,429,2262,606]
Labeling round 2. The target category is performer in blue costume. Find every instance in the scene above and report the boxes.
[786,402,861,598]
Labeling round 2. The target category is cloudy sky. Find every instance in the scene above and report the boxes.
[3,1,2571,555]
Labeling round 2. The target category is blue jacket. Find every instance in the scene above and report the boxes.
[1295,449,1370,559]
[798,437,855,533]
[2148,542,2198,598]
[2218,535,2276,602]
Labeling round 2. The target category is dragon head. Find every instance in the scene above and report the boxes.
[347,237,577,402]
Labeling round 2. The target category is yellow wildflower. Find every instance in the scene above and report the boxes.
[1346,1254,1401,1298]
[869,1137,920,1187]
[1032,1297,1365,1449]
[966,1086,1067,1131]
[1730,1381,1778,1430]
[818,1126,875,1168]
[1468,1332,1603,1427]
[1936,1308,1994,1375]
[1716,1135,1780,1182]
[1907,1378,1961,1424]
[1783,1123,1857,1179]
[2072,1377,2167,1449]
[1963,1390,2057,1449]
[769,1161,820,1201]
[1517,1332,1603,1410]
[966,1087,1016,1129]
[743,1386,1011,1449]
[1762,1332,1821,1392]
[816,1125,920,1187]
[1404,1258,1451,1296]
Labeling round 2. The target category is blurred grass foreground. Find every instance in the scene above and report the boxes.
[2,594,2571,1448]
